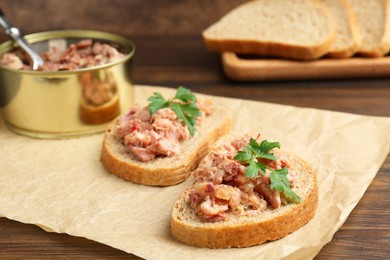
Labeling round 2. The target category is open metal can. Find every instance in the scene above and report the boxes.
[0,30,135,138]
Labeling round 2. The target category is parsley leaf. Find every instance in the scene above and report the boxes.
[245,160,266,178]
[147,87,201,136]
[174,87,197,103]
[243,139,279,159]
[270,167,302,203]
[249,139,280,161]
[234,138,301,203]
[147,92,170,114]
[171,102,196,136]
[234,147,252,162]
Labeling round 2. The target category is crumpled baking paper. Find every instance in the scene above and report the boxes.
[1,85,389,260]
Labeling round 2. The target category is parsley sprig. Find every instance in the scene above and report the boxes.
[147,87,201,136]
[233,138,301,203]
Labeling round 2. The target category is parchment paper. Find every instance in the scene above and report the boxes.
[1,85,390,260]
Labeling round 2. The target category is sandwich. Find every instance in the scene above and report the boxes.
[171,134,318,248]
[100,87,232,186]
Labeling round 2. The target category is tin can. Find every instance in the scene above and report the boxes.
[0,30,135,138]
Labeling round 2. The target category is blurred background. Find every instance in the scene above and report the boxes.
[1,0,389,116]
[0,0,246,86]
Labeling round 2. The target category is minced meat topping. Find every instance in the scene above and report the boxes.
[0,39,125,71]
[115,98,214,162]
[189,135,298,222]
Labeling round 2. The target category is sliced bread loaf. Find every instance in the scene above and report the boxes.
[322,0,361,58]
[203,0,334,60]
[349,0,390,57]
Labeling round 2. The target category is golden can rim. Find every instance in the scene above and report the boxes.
[0,29,135,76]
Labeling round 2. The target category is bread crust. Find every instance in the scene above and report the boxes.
[171,151,318,248]
[324,0,362,58]
[202,0,335,60]
[203,37,334,61]
[350,0,390,57]
[100,106,232,186]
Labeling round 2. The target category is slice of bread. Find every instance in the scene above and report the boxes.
[322,0,361,58]
[100,105,232,186]
[171,137,318,248]
[203,0,334,60]
[349,0,390,57]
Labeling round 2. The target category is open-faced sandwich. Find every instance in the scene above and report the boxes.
[171,134,318,248]
[100,87,232,186]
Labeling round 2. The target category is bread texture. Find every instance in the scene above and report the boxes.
[100,105,232,186]
[171,137,318,248]
[349,0,390,57]
[203,0,334,60]
[322,0,361,58]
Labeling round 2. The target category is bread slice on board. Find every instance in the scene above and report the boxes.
[171,137,319,248]
[349,0,390,57]
[203,0,334,60]
[322,0,361,58]
[100,105,232,186]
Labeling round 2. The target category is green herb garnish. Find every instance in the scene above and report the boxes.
[147,87,201,136]
[270,167,301,203]
[234,138,301,203]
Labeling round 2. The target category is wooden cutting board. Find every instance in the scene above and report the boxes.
[222,52,390,81]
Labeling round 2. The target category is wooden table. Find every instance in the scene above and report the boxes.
[1,1,389,259]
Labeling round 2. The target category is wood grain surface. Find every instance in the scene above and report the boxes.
[1,1,389,259]
[222,52,390,81]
